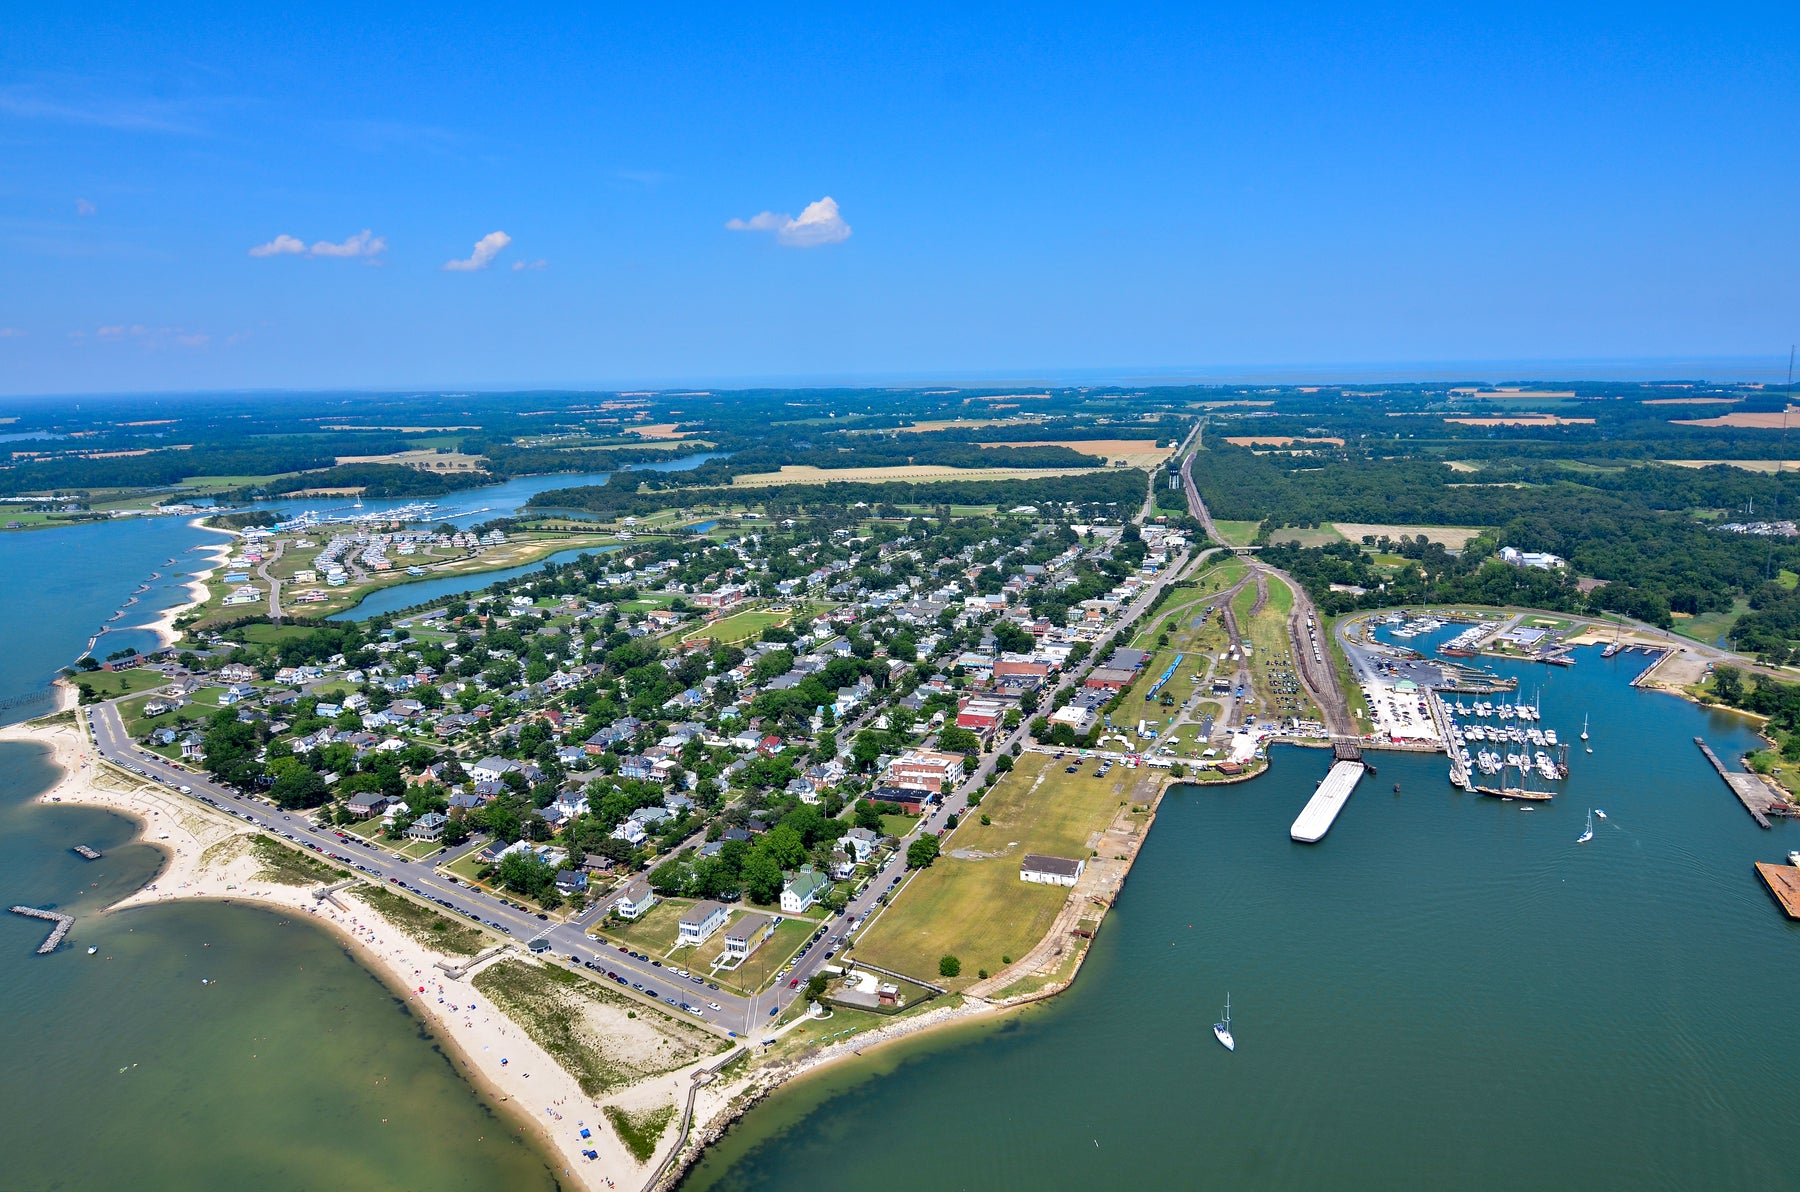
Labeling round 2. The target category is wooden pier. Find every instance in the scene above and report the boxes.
[1754,862,1800,919]
[1694,738,1774,829]
[71,845,101,860]
[10,905,74,954]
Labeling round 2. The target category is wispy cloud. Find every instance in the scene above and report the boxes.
[443,231,511,271]
[0,85,206,134]
[75,324,208,348]
[249,230,386,260]
[0,327,26,338]
[511,258,547,271]
[75,198,96,216]
[727,196,852,248]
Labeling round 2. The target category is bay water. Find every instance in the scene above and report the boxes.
[684,643,1800,1190]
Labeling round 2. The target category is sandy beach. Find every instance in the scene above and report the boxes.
[1,692,722,1191]
[141,518,235,648]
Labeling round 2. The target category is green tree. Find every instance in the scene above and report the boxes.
[906,835,940,869]
[742,851,784,905]
[270,766,329,810]
[938,954,961,978]
[804,974,828,1002]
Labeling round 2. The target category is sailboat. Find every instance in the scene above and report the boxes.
[1577,808,1594,844]
[1580,715,1589,742]
[1213,993,1235,1051]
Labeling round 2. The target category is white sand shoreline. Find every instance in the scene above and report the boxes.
[1,690,707,1190]
[140,518,236,648]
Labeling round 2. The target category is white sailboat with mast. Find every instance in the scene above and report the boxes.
[1213,993,1235,1051]
[1577,808,1594,844]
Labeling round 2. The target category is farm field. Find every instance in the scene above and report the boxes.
[978,438,1176,467]
[1333,523,1486,548]
[1668,406,1800,429]
[729,464,1111,488]
[1660,459,1795,473]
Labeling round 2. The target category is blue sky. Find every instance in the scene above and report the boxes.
[1,4,1796,394]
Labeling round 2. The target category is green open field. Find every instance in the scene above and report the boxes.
[596,899,690,955]
[1266,525,1346,548]
[233,623,320,646]
[854,752,1145,990]
[71,668,167,698]
[1213,519,1262,547]
[1670,599,1747,647]
[680,607,788,646]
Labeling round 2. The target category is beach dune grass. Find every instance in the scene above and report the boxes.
[352,886,487,956]
[604,1103,677,1163]
[854,753,1128,989]
[250,835,347,886]
[471,959,723,1097]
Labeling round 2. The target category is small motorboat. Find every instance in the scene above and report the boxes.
[1595,810,1607,819]
[86,946,97,955]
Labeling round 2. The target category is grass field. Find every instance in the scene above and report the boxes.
[705,916,814,994]
[730,464,1112,488]
[233,623,319,646]
[71,668,166,698]
[681,607,788,645]
[1266,525,1346,548]
[977,438,1175,468]
[853,753,1136,989]
[1670,600,1747,647]
[1212,520,1262,547]
[596,900,689,956]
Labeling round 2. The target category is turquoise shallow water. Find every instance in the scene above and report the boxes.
[683,645,1800,1190]
[0,741,562,1189]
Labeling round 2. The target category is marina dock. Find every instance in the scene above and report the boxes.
[1754,862,1800,919]
[71,845,101,860]
[1694,738,1774,829]
[10,906,74,954]
[1292,747,1366,842]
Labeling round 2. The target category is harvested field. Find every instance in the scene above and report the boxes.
[1334,523,1485,547]
[1671,406,1800,429]
[1445,460,1481,472]
[1222,436,1344,448]
[334,449,487,470]
[1643,397,1740,406]
[889,417,1037,433]
[1447,388,1576,399]
[1661,459,1797,473]
[625,423,691,439]
[980,438,1175,467]
[1444,415,1595,427]
[729,464,1110,487]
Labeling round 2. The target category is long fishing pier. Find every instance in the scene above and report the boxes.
[1694,737,1775,829]
[10,906,74,954]
[1292,741,1366,842]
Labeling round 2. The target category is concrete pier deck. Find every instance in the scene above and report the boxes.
[1694,738,1774,829]
[1292,760,1365,842]
[1754,862,1800,919]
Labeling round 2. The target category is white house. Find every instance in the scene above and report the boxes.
[723,912,775,960]
[780,866,830,914]
[678,900,729,946]
[468,756,521,784]
[1020,853,1085,887]
[614,879,658,921]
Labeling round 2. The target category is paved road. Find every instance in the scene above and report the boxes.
[84,699,813,1037]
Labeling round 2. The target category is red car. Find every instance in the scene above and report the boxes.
[789,977,800,988]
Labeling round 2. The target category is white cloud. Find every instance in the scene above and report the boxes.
[249,233,306,257]
[443,230,511,271]
[0,327,26,338]
[726,196,851,247]
[250,230,386,260]
[309,229,386,258]
[79,323,207,348]
[511,258,547,271]
[75,198,96,216]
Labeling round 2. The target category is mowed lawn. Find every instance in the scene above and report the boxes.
[682,607,787,645]
[854,753,1131,990]
[72,668,168,699]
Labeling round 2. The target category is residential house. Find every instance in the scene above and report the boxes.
[723,912,775,960]
[780,866,830,914]
[554,869,589,896]
[406,811,448,841]
[613,879,657,920]
[468,756,520,784]
[345,791,395,819]
[678,900,729,946]
[843,826,879,861]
